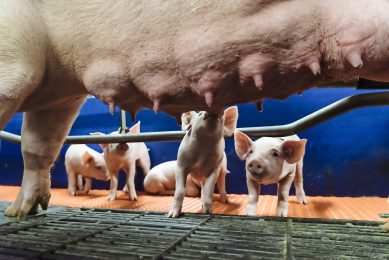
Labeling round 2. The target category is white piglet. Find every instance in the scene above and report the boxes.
[92,122,151,201]
[234,131,308,217]
[143,155,229,202]
[168,106,238,218]
[65,144,109,196]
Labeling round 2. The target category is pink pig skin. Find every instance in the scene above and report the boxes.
[64,144,109,196]
[168,107,238,218]
[234,131,308,217]
[144,155,229,203]
[92,122,151,201]
[3,0,389,218]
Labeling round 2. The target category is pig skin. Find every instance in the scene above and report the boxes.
[144,157,229,203]
[1,0,389,218]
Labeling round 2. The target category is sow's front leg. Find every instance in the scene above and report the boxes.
[4,98,85,219]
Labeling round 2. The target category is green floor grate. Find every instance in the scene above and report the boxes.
[0,203,387,259]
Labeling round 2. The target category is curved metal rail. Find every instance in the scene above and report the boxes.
[0,91,388,144]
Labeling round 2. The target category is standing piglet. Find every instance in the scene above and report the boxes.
[65,144,109,196]
[234,131,307,217]
[92,122,151,201]
[168,106,238,218]
[143,154,229,203]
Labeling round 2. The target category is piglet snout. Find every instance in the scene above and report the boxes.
[247,160,264,176]
[117,143,129,152]
[203,112,221,121]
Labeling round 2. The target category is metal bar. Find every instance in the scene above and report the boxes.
[119,109,127,133]
[0,131,21,144]
[0,91,388,144]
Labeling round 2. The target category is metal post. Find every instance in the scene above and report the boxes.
[119,110,129,134]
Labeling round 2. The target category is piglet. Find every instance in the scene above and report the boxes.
[234,131,307,217]
[65,144,109,196]
[143,154,229,202]
[91,122,151,201]
[168,106,238,218]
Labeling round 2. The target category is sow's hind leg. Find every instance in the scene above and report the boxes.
[4,98,85,219]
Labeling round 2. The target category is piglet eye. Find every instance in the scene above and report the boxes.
[96,166,102,170]
[272,151,280,157]
[248,150,253,155]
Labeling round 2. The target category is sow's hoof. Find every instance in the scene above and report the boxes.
[4,191,51,220]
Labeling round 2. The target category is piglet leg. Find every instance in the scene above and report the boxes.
[76,174,84,191]
[122,183,129,193]
[124,164,137,201]
[276,174,294,217]
[67,171,77,196]
[294,161,307,205]
[246,175,260,216]
[167,166,188,218]
[216,170,229,203]
[83,178,92,194]
[108,171,119,201]
[202,169,220,214]
[4,98,85,219]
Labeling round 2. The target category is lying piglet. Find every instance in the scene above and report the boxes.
[143,154,229,202]
[234,131,308,217]
[168,106,238,218]
[92,122,151,201]
[65,144,109,196]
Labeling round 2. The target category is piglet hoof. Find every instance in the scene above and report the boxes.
[246,210,256,216]
[219,194,229,203]
[129,191,137,201]
[68,187,77,196]
[296,193,308,205]
[107,193,116,201]
[167,208,181,218]
[202,203,213,214]
[129,195,137,201]
[276,207,288,218]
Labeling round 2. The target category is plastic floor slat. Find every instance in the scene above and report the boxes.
[0,186,388,221]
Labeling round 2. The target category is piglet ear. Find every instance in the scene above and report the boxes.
[82,151,94,165]
[234,130,253,160]
[90,132,107,149]
[223,106,238,136]
[181,111,196,131]
[282,139,307,164]
[129,121,140,134]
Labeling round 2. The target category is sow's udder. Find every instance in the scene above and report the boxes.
[81,0,389,118]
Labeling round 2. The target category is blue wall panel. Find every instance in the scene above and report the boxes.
[0,88,388,197]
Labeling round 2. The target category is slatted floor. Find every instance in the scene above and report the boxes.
[0,186,388,221]
[0,204,387,259]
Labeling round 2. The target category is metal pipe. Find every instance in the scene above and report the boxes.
[0,131,22,144]
[0,91,388,144]
[119,109,127,133]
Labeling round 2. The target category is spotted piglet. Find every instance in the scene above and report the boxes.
[234,131,308,217]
